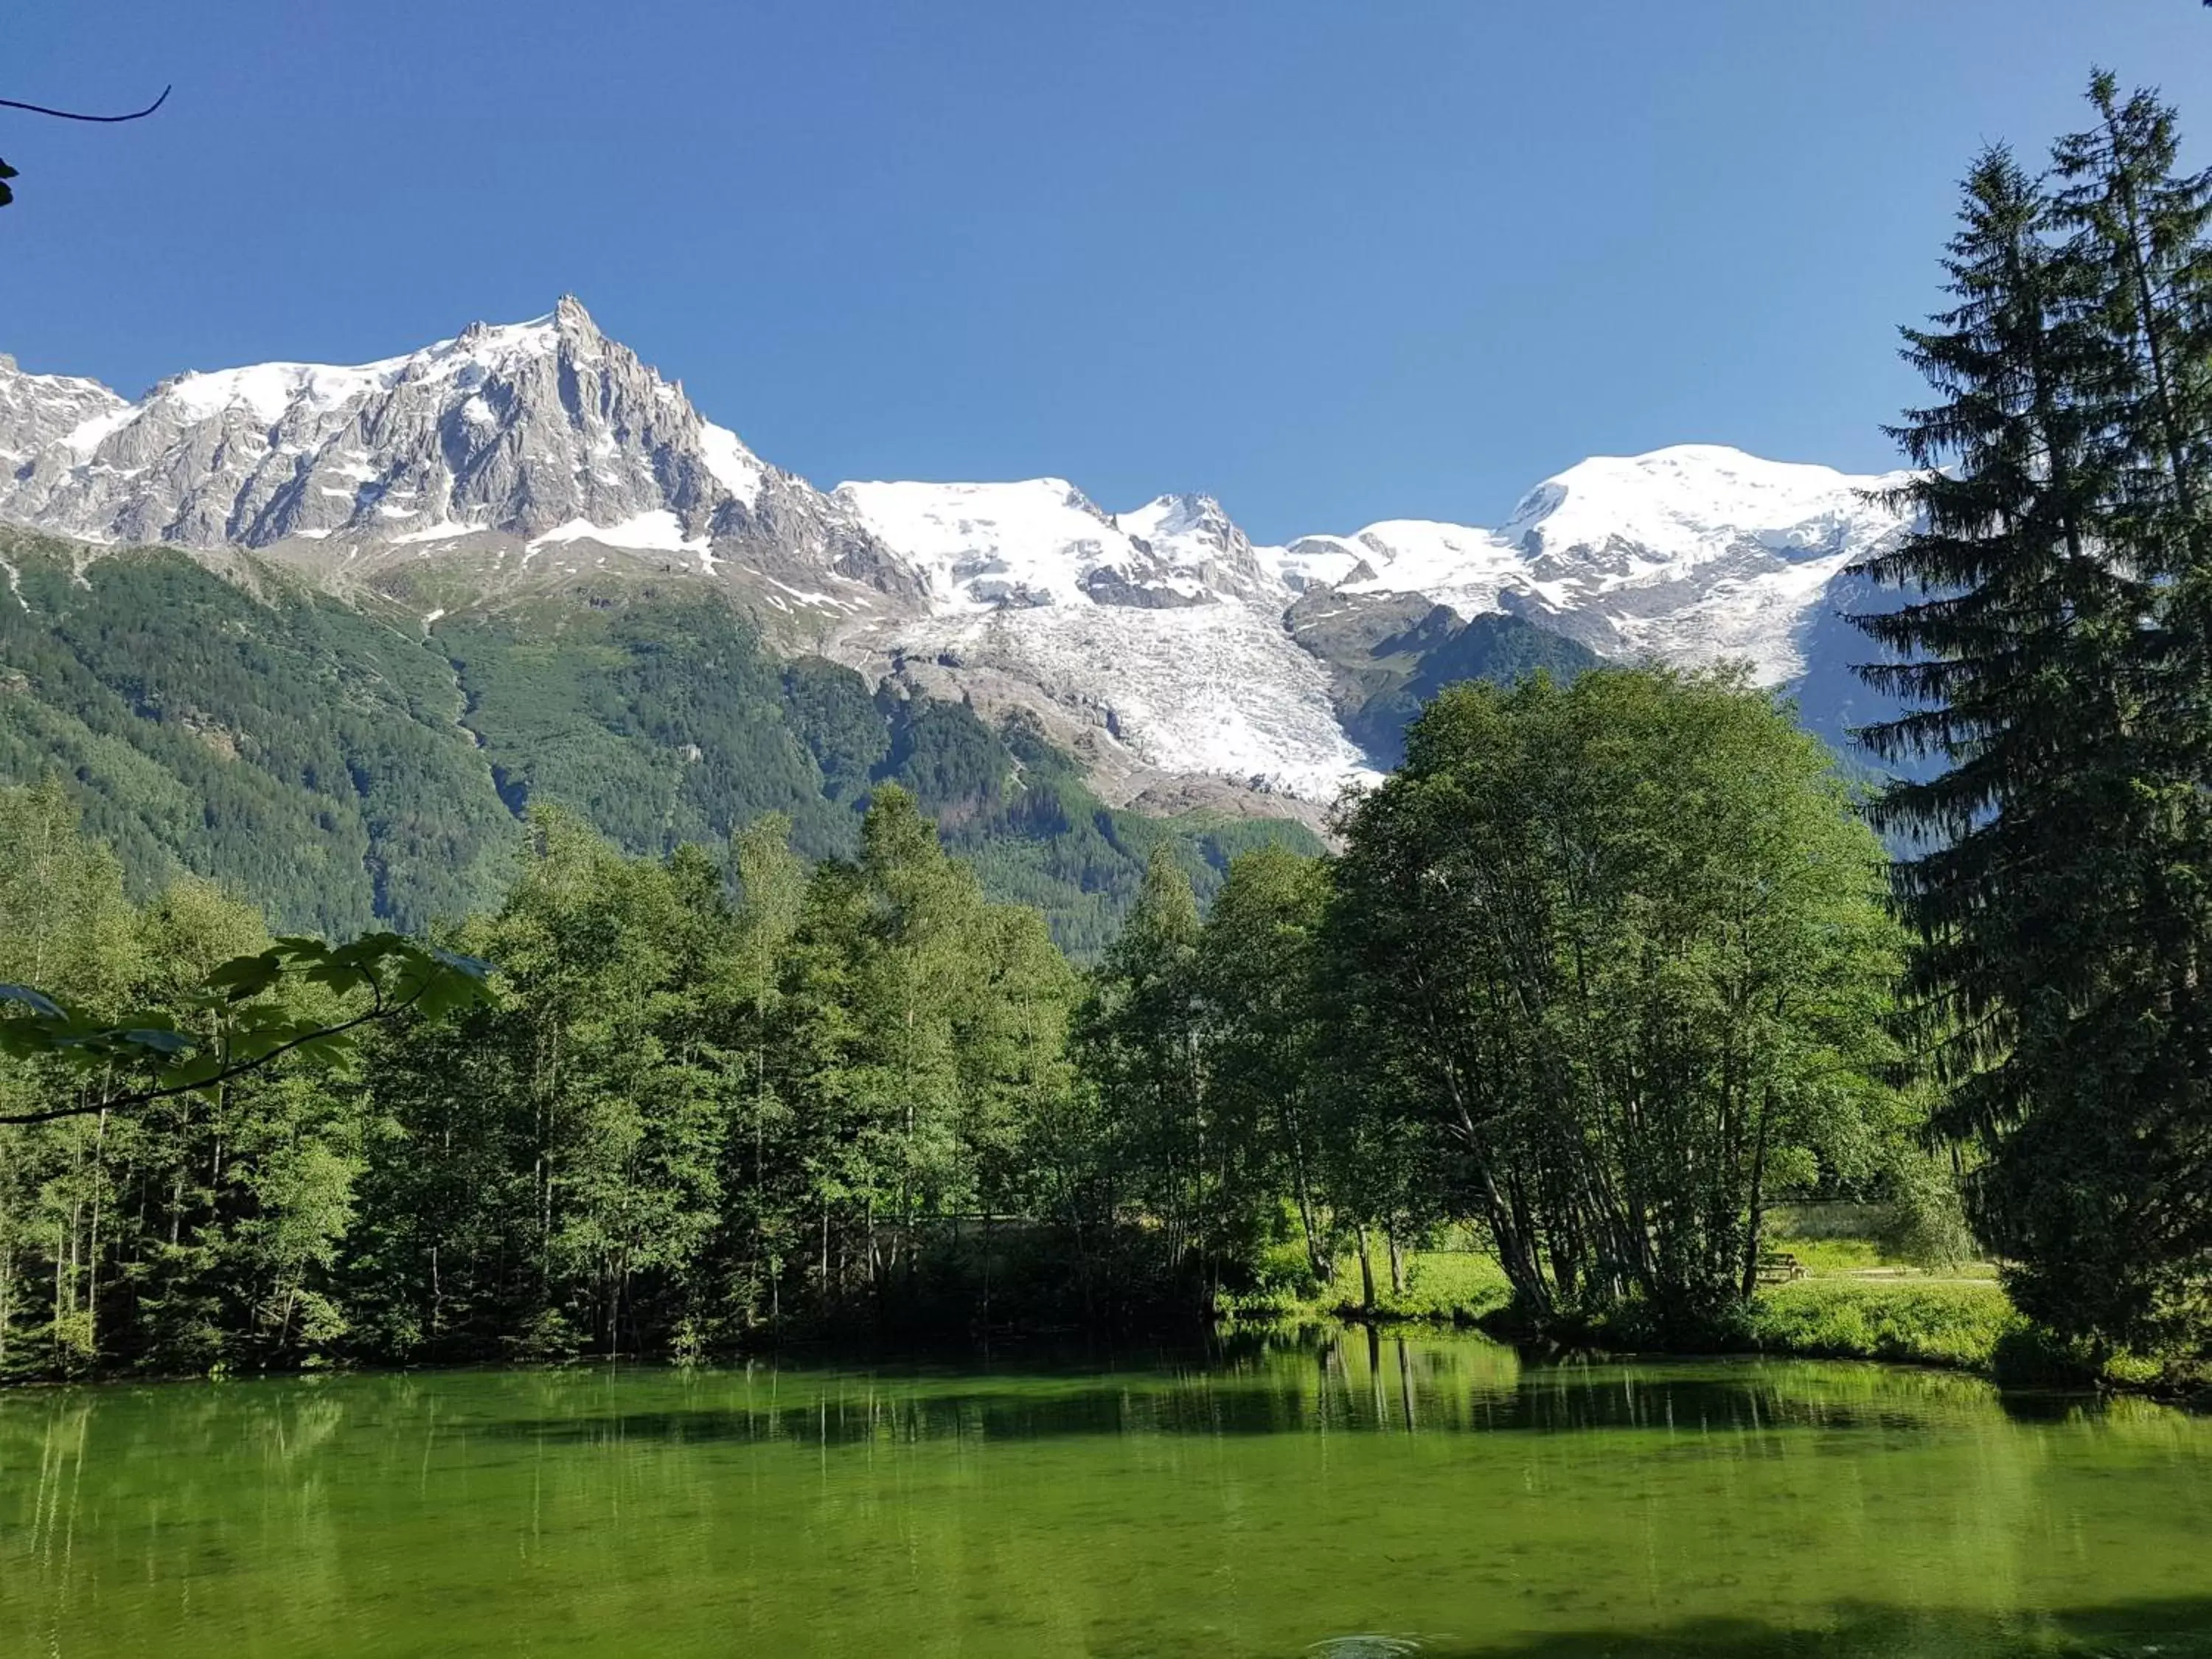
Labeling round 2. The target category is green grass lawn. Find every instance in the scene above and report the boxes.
[1220,1246,1514,1325]
[1767,1236,1888,1274]
[1765,1230,1999,1279]
[1354,1250,1515,1322]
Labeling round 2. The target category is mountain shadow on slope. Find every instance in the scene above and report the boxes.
[1786,566,1941,789]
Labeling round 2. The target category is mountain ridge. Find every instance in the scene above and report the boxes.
[0,299,1913,802]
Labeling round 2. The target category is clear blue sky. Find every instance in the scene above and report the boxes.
[5,1,2208,541]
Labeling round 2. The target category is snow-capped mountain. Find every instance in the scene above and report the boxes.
[827,447,1909,795]
[0,298,911,611]
[0,302,1913,804]
[1281,447,1911,685]
[824,478,1366,796]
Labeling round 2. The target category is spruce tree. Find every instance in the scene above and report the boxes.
[1851,144,2139,1092]
[2045,75,2212,1352]
[2051,73,2212,585]
[1857,91,2212,1354]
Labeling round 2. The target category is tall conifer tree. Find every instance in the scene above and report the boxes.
[1852,145,2138,1093]
[1858,86,2212,1352]
[2044,76,2212,1350]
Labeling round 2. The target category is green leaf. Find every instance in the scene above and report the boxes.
[286,1029,360,1066]
[0,1023,62,1060]
[431,947,494,984]
[206,950,284,1003]
[0,984,66,1021]
[161,1054,229,1097]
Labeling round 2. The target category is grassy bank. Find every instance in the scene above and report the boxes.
[1228,1239,2004,1360]
[1225,1245,2013,1363]
[1746,1276,2020,1370]
[1340,1251,1517,1323]
[1228,1238,2211,1399]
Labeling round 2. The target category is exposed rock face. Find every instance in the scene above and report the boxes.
[0,354,128,470]
[1115,493,1282,605]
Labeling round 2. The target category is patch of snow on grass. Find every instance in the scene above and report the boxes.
[390,520,481,546]
[527,510,709,556]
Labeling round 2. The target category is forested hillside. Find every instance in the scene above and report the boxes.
[0,533,1318,956]
[0,671,1929,1377]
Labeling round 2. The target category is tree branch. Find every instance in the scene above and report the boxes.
[0,86,171,123]
[0,974,413,1128]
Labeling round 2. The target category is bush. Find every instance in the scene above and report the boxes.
[1876,1150,1982,1269]
[1748,1279,2021,1370]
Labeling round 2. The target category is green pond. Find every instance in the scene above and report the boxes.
[3,1329,2210,1658]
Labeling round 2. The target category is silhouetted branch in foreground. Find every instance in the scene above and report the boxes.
[0,83,170,206]
[0,86,170,122]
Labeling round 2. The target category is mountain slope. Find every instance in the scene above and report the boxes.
[0,532,515,936]
[0,530,1314,953]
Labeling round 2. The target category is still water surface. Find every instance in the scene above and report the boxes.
[3,1329,2209,1658]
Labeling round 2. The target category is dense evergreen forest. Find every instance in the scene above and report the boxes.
[0,532,1315,958]
[6,74,2212,1387]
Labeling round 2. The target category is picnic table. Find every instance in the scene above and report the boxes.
[1756,1250,1806,1285]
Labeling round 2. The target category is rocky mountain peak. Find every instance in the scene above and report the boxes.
[553,293,598,337]
[0,355,130,469]
[1129,491,1234,548]
[0,302,736,548]
[1114,492,1277,603]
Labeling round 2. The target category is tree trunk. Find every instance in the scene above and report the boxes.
[1284,1105,1331,1281]
[1356,1225,1377,1311]
[1386,1225,1406,1298]
[1739,1091,1773,1304]
[0,1203,12,1370]
[1366,1322,1385,1421]
[84,1110,108,1363]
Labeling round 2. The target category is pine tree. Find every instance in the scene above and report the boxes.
[1856,90,2212,1354]
[2042,74,2212,1352]
[2052,74,2212,594]
[1851,144,2140,1097]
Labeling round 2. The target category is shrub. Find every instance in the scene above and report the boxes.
[1749,1279,2021,1370]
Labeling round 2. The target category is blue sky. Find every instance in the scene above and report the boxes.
[5,1,2208,541]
